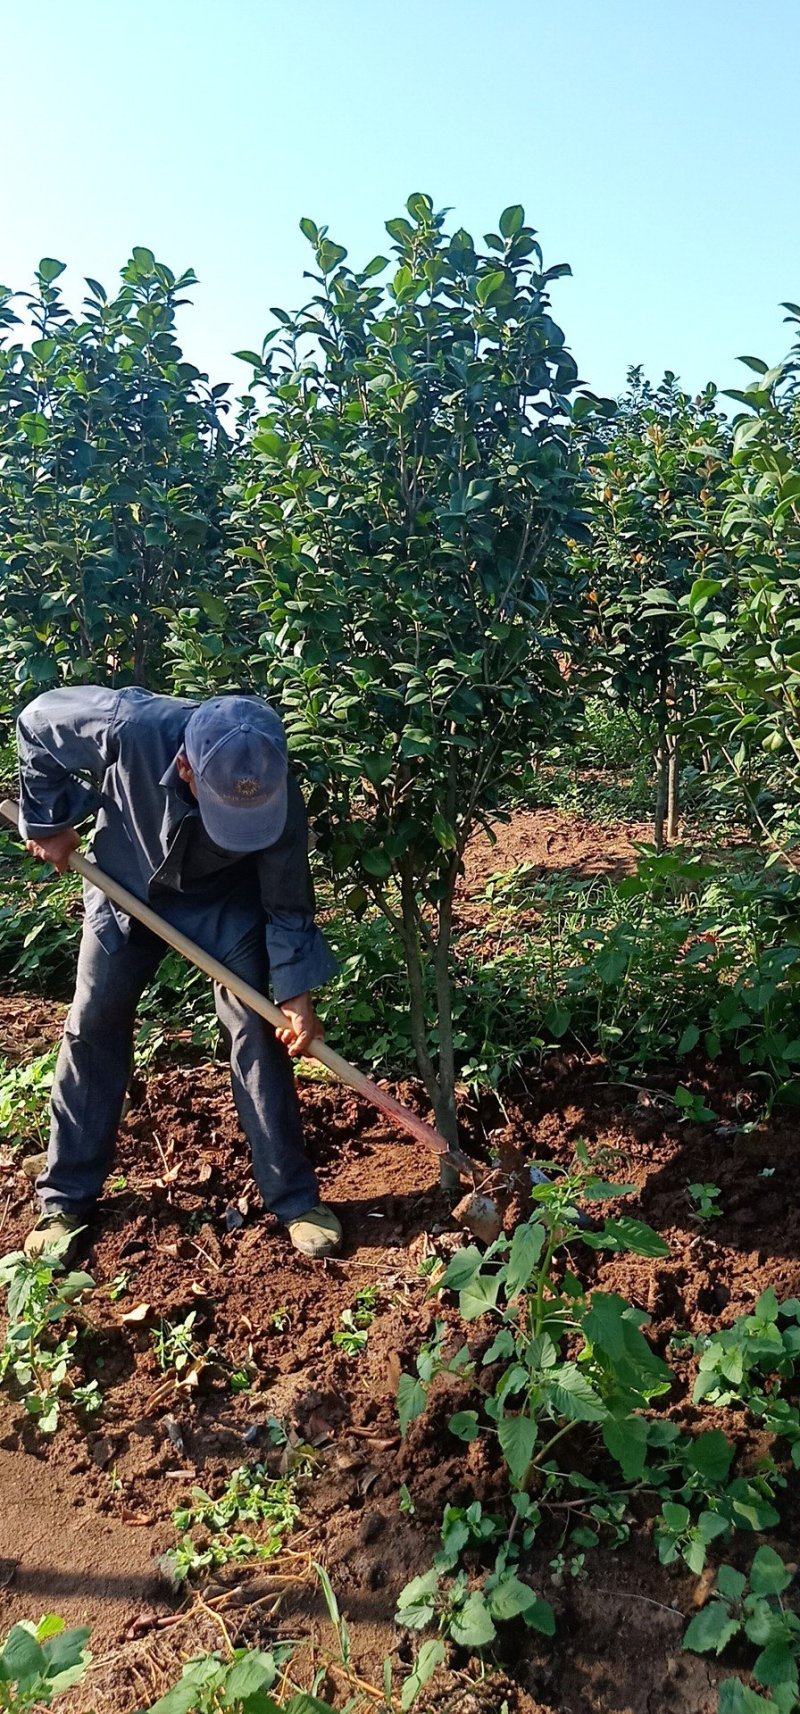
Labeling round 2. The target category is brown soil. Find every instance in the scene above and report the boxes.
[0,811,796,1714]
[463,807,651,890]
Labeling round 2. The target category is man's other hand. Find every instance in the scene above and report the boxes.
[25,828,79,874]
[277,993,323,1057]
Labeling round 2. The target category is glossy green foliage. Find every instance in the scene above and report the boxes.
[0,252,233,707]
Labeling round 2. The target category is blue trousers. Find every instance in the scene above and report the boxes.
[38,917,320,1224]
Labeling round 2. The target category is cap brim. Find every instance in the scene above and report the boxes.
[196,776,289,854]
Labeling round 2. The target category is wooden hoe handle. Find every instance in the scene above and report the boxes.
[0,799,475,1182]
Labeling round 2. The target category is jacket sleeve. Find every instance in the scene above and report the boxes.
[265,911,339,1005]
[16,687,121,840]
[256,771,339,1002]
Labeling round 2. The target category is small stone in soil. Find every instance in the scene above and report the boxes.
[453,1191,502,1245]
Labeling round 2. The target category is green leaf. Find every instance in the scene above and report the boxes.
[662,1501,690,1532]
[299,217,319,244]
[440,1245,484,1292]
[600,1217,670,1258]
[718,1565,748,1602]
[545,1002,572,1039]
[448,1411,479,1442]
[34,1617,65,1643]
[449,1589,496,1649]
[395,1569,439,1631]
[753,1640,798,1693]
[677,1023,700,1055]
[398,1374,427,1438]
[684,1429,734,1485]
[718,1680,782,1714]
[498,1414,538,1486]
[522,1596,557,1635]
[432,811,457,850]
[223,1652,277,1701]
[697,1511,729,1544]
[504,1221,545,1298]
[476,269,507,306]
[551,1363,606,1423]
[146,1680,208,1714]
[459,1274,500,1322]
[361,846,392,879]
[0,1626,45,1688]
[603,1413,648,1480]
[756,1287,780,1323]
[19,412,48,446]
[749,1545,793,1597]
[400,1638,445,1711]
[362,254,390,279]
[499,204,525,238]
[42,1625,91,1679]
[37,257,66,284]
[683,1601,741,1656]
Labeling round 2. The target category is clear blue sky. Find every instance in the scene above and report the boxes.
[3,0,798,402]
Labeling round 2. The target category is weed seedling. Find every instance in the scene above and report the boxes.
[0,1614,90,1710]
[108,1270,130,1302]
[397,1495,555,1656]
[229,1368,252,1395]
[152,1311,201,1379]
[269,1306,290,1333]
[71,1380,102,1417]
[688,1182,724,1222]
[683,1547,800,1713]
[399,1483,416,1516]
[417,1255,444,1282]
[144,1638,347,1714]
[333,1286,379,1356]
[0,1236,95,1434]
[398,1145,672,1494]
[654,1500,729,1575]
[0,1049,57,1150]
[674,1085,717,1125]
[168,1463,302,1583]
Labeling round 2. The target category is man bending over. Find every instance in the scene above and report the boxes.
[16,687,342,1263]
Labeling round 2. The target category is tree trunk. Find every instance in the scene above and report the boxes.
[433,893,460,1190]
[399,866,458,1190]
[653,733,668,852]
[667,731,680,843]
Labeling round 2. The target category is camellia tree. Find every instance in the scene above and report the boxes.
[574,369,730,847]
[225,194,594,1157]
[0,250,233,713]
[684,309,800,859]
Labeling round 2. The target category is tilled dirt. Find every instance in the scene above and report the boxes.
[1,1026,798,1713]
[0,806,797,1714]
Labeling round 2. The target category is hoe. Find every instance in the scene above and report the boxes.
[1,800,476,1187]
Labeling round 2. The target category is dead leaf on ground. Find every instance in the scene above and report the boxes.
[121,1302,151,1324]
[305,1412,335,1443]
[691,1567,716,1608]
[385,1351,402,1395]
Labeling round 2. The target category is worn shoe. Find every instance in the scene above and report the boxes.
[286,1203,342,1259]
[23,1212,85,1267]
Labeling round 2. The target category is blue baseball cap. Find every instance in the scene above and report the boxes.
[183,696,289,853]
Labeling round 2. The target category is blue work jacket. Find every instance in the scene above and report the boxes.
[16,687,338,1004]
